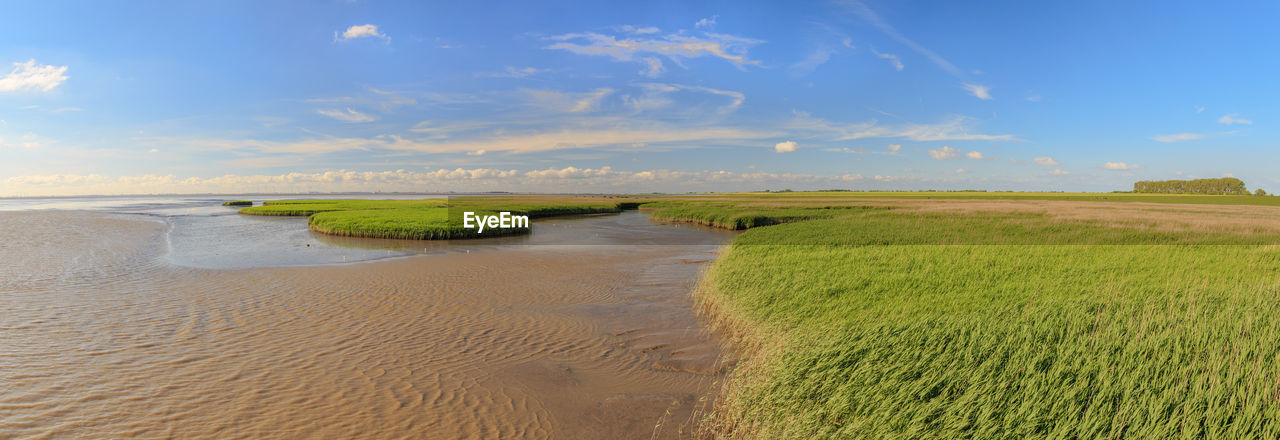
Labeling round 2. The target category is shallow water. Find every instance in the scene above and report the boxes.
[0,198,737,439]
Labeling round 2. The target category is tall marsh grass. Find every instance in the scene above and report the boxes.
[687,206,1280,438]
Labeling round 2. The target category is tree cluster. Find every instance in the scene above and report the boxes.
[1133,178,1249,195]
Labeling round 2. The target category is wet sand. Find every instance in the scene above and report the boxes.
[0,211,733,439]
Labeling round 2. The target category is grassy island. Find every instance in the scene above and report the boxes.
[221,200,253,206]
[238,196,643,239]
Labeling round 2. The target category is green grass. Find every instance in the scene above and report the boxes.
[221,200,252,206]
[680,202,1280,438]
[238,196,640,239]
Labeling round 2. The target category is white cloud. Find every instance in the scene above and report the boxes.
[887,144,901,152]
[929,146,959,160]
[466,149,486,156]
[481,66,547,78]
[871,49,903,71]
[695,15,718,29]
[1026,94,1042,102]
[774,141,798,153]
[148,148,160,153]
[966,151,983,159]
[545,29,761,76]
[0,59,69,92]
[334,24,389,43]
[1102,162,1138,170]
[955,168,967,174]
[1151,133,1205,143]
[1195,106,1206,114]
[1218,114,1252,125]
[1033,157,1059,166]
[316,107,379,123]
[789,112,1015,142]
[963,83,993,100]
[1049,169,1069,175]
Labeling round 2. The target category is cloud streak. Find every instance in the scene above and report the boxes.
[1218,114,1252,125]
[789,112,1015,142]
[1151,133,1205,143]
[545,29,762,77]
[316,107,379,123]
[872,49,904,71]
[963,83,992,100]
[838,0,961,76]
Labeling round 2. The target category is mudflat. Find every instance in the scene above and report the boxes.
[0,211,731,439]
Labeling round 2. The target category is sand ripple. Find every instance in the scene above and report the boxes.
[0,211,730,439]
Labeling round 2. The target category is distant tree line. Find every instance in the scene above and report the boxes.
[1133,178,1250,195]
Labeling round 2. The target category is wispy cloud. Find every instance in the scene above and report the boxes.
[1050,169,1069,175]
[520,88,615,113]
[617,25,661,34]
[695,15,718,29]
[963,83,993,100]
[316,107,379,123]
[789,48,833,77]
[837,0,960,76]
[1218,113,1252,125]
[1032,157,1059,166]
[824,147,868,154]
[545,29,762,77]
[774,141,798,153]
[334,24,389,43]
[1151,133,1205,143]
[965,151,984,159]
[871,49,903,71]
[789,112,1015,142]
[0,59,69,92]
[1102,162,1138,170]
[625,83,745,113]
[480,66,547,78]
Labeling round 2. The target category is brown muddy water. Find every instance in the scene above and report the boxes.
[0,205,737,439]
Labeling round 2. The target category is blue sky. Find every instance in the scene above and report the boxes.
[2,0,1277,196]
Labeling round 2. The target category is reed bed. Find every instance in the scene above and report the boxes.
[656,196,1280,439]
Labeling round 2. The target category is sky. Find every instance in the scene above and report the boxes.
[2,0,1278,196]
